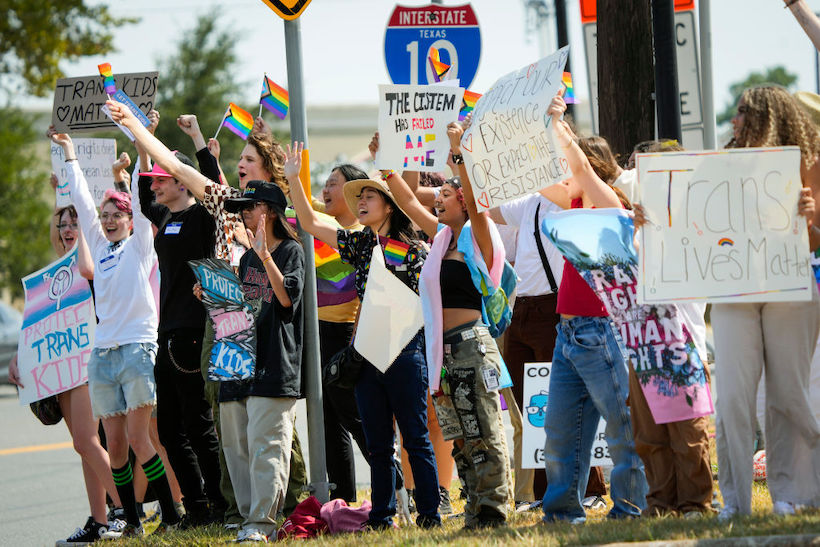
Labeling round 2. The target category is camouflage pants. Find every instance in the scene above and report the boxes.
[433,323,511,527]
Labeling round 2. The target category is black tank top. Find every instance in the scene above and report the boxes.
[440,259,482,310]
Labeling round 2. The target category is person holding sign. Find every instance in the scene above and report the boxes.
[537,93,647,524]
[714,85,820,518]
[370,122,513,529]
[284,142,441,530]
[47,127,182,536]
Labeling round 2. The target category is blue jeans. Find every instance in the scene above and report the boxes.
[354,331,440,527]
[541,317,647,523]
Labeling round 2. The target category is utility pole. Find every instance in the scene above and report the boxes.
[651,0,682,142]
[597,0,655,160]
[699,0,716,149]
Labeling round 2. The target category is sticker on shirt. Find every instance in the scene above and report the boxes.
[481,365,500,392]
[164,221,182,235]
[99,252,121,272]
[230,243,246,267]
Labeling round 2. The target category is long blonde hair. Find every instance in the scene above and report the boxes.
[729,85,820,169]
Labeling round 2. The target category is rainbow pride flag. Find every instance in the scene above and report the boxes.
[379,235,410,267]
[260,76,289,120]
[222,102,254,140]
[459,90,482,121]
[285,209,358,307]
[98,62,117,95]
[563,71,578,104]
[428,48,451,83]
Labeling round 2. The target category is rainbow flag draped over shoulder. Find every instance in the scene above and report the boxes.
[222,102,254,140]
[285,209,358,307]
[98,63,116,95]
[562,71,577,104]
[260,76,289,120]
[459,90,482,121]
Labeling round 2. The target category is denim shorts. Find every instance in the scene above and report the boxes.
[88,342,158,418]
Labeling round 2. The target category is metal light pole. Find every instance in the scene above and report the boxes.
[699,0,717,149]
[283,18,329,504]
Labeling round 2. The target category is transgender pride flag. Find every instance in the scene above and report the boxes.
[21,246,93,329]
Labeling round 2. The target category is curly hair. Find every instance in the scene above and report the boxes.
[246,132,288,194]
[729,85,820,169]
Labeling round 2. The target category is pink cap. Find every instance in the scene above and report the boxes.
[138,163,172,178]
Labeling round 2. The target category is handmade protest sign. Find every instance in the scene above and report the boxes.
[461,46,571,212]
[17,246,96,405]
[521,362,612,468]
[52,71,158,133]
[51,138,117,207]
[354,246,424,372]
[189,259,258,381]
[542,208,713,423]
[376,83,464,172]
[637,147,812,303]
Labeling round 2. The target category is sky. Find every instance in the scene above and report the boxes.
[20,0,820,132]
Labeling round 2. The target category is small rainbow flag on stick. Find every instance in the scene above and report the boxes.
[459,90,482,121]
[260,75,289,119]
[379,235,410,267]
[562,71,578,104]
[215,102,254,140]
[98,63,117,95]
[428,48,451,83]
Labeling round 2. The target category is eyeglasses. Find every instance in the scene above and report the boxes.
[526,405,548,415]
[56,222,79,230]
[100,212,129,222]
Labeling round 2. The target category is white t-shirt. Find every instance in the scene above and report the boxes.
[677,302,707,364]
[614,169,638,205]
[67,162,158,349]
[498,194,565,297]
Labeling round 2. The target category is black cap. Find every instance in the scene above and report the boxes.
[224,180,288,213]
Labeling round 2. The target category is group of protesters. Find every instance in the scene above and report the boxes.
[5,6,820,541]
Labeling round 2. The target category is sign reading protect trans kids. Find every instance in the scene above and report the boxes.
[384,3,481,89]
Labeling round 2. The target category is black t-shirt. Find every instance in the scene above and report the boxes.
[139,176,216,333]
[220,239,305,401]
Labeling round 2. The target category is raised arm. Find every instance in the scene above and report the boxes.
[785,0,820,52]
[547,93,621,208]
[368,132,438,238]
[449,122,493,267]
[283,141,340,248]
[112,152,131,194]
[106,100,212,202]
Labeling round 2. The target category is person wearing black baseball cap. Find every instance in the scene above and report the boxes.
[219,180,306,542]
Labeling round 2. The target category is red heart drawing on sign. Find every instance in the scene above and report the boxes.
[462,133,473,153]
[477,192,489,209]
[526,64,537,79]
[560,157,569,173]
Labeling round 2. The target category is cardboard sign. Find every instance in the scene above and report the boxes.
[521,362,612,469]
[17,246,96,405]
[376,83,464,172]
[51,138,117,207]
[461,47,571,212]
[52,71,158,133]
[542,208,713,424]
[354,246,424,371]
[189,258,258,381]
[637,147,812,303]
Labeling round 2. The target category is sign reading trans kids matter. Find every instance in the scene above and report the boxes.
[461,47,571,212]
[377,83,464,172]
[384,3,481,89]
[189,259,258,381]
[637,147,812,304]
[17,246,96,405]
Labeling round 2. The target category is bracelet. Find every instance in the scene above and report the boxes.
[785,0,799,8]
[451,153,464,165]
[64,157,77,162]
[380,170,396,182]
[263,254,273,266]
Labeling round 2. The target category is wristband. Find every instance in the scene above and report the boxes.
[263,254,273,266]
[65,157,78,162]
[785,0,799,7]
[451,153,464,165]
[381,170,396,182]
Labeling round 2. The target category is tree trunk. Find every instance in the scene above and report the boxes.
[597,0,655,162]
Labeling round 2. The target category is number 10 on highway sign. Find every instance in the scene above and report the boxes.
[384,3,482,88]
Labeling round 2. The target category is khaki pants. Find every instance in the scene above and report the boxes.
[713,286,820,513]
[221,397,296,536]
[628,367,712,515]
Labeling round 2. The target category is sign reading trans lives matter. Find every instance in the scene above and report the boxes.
[377,83,464,172]
[637,147,812,304]
[17,246,96,405]
[189,259,258,381]
[461,47,571,212]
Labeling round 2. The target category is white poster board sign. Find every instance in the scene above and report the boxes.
[376,83,465,172]
[522,362,612,469]
[51,138,117,207]
[354,247,424,371]
[637,147,812,304]
[461,46,571,212]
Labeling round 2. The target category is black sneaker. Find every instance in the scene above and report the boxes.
[439,486,453,515]
[55,516,107,545]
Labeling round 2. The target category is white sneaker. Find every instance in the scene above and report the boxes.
[236,528,268,543]
[773,501,800,515]
[582,496,607,510]
[717,505,738,521]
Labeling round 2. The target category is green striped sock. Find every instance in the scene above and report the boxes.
[142,455,165,481]
[112,463,133,486]
[141,454,181,525]
[111,463,140,525]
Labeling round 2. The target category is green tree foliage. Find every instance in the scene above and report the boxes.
[717,66,799,125]
[0,108,53,298]
[0,1,137,97]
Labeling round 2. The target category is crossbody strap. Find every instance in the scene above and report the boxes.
[534,202,558,294]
